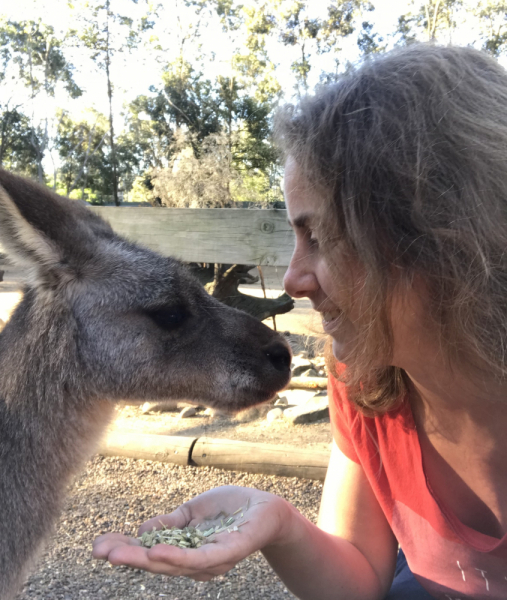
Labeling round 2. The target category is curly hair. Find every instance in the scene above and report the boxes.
[275,44,507,414]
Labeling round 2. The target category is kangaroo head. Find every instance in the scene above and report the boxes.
[0,169,291,411]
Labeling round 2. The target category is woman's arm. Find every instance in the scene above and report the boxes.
[261,439,398,600]
[93,441,397,600]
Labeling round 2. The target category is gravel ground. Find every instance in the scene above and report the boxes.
[19,456,323,600]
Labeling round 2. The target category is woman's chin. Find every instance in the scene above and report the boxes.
[332,338,350,363]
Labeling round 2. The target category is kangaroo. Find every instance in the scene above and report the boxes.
[0,168,292,599]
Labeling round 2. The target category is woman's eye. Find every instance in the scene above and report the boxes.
[308,232,319,248]
[146,306,189,331]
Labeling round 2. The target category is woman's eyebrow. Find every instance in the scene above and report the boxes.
[287,213,314,229]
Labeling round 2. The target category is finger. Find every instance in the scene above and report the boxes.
[110,543,237,580]
[92,534,141,559]
[107,544,196,576]
[139,505,191,535]
[147,532,244,571]
[93,533,135,547]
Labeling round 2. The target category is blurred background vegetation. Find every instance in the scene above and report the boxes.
[0,0,506,207]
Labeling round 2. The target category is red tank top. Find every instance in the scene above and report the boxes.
[329,373,507,600]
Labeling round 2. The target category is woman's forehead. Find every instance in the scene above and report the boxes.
[284,158,324,225]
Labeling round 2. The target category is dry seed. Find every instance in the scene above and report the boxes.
[139,502,254,550]
[139,526,207,549]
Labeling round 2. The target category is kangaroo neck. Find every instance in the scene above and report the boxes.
[0,300,114,600]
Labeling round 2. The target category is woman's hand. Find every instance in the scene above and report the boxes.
[92,486,293,581]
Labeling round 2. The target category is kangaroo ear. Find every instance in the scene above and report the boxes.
[0,169,113,284]
[0,183,62,271]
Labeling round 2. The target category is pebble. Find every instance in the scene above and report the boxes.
[274,396,289,407]
[179,406,197,418]
[266,407,284,422]
[284,396,330,425]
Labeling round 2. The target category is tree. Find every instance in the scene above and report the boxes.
[475,0,507,57]
[160,60,220,145]
[394,0,462,45]
[55,110,109,197]
[151,129,238,208]
[1,19,82,181]
[235,2,282,104]
[124,94,174,170]
[356,19,385,56]
[71,0,152,205]
[279,1,321,98]
[0,107,40,177]
[315,0,383,81]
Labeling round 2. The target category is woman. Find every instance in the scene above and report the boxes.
[93,44,507,599]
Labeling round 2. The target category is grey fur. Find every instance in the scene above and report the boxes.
[0,169,291,599]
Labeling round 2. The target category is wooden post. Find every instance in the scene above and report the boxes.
[289,377,328,390]
[98,433,331,480]
[191,437,330,480]
[100,432,197,466]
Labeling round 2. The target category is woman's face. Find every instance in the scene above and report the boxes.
[283,158,365,362]
[283,158,430,368]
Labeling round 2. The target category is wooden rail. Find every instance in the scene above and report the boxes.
[100,432,330,480]
[90,207,295,266]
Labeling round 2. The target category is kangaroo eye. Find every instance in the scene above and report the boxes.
[146,306,189,331]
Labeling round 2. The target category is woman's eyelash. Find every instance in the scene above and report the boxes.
[307,231,319,247]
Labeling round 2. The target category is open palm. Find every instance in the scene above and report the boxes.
[92,486,291,581]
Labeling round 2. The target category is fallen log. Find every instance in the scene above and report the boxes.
[100,432,197,466]
[98,433,331,480]
[289,376,328,390]
[192,437,330,480]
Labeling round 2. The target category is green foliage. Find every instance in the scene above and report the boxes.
[0,108,40,177]
[3,0,507,206]
[56,110,110,196]
[394,0,462,44]
[278,1,321,96]
[475,0,507,56]
[160,59,221,141]
[3,19,82,99]
[124,94,174,169]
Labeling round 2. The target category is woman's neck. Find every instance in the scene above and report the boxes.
[406,364,507,452]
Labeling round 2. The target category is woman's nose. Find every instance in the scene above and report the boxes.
[283,252,318,299]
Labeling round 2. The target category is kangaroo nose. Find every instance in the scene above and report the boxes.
[264,342,292,372]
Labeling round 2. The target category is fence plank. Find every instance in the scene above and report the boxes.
[90,207,295,266]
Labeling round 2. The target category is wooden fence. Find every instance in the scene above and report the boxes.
[91,207,295,266]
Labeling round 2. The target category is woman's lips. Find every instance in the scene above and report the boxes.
[321,310,342,334]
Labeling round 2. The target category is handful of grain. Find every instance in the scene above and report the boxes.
[138,499,261,550]
[139,525,211,549]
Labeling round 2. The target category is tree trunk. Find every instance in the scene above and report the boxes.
[105,8,120,206]
[191,263,294,322]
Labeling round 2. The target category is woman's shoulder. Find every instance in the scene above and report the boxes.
[328,369,415,461]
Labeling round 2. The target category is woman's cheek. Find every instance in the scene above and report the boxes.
[330,316,357,361]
